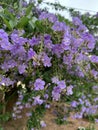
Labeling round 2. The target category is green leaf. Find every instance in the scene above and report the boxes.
[9,20,16,29]
[19,0,22,11]
[29,20,35,29]
[35,20,44,32]
[17,16,29,28]
[0,127,3,130]
[0,12,9,20]
[29,17,37,29]
[25,4,34,16]
[3,18,12,30]
[4,9,15,20]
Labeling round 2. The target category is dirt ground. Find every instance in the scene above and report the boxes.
[41,109,98,130]
[1,95,98,130]
[2,106,98,130]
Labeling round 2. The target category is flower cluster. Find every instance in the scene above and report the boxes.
[0,5,98,129]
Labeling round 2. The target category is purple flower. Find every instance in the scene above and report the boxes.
[94,97,98,102]
[22,1,27,7]
[72,38,83,49]
[51,76,59,84]
[32,54,41,67]
[33,96,43,105]
[12,113,16,118]
[75,66,84,77]
[47,13,57,23]
[18,64,27,74]
[85,106,96,115]
[26,112,32,117]
[52,21,66,31]
[34,78,45,90]
[82,33,95,50]
[78,98,84,105]
[63,54,73,65]
[44,39,53,50]
[0,29,8,38]
[25,103,31,108]
[72,17,82,26]
[0,75,15,86]
[29,36,40,47]
[90,55,98,63]
[91,69,98,79]
[71,101,78,108]
[78,24,88,32]
[18,105,23,110]
[62,34,71,46]
[41,53,52,67]
[11,33,27,45]
[74,112,83,119]
[16,101,21,105]
[75,53,88,63]
[40,121,46,127]
[0,41,12,50]
[45,104,50,109]
[44,94,49,99]
[10,44,26,56]
[19,94,23,100]
[66,85,73,95]
[44,34,51,40]
[39,12,48,20]
[1,59,17,72]
[52,44,64,58]
[52,86,61,101]
[85,100,91,107]
[81,95,86,100]
[95,119,98,123]
[81,106,86,113]
[63,115,67,121]
[92,86,98,93]
[31,128,34,130]
[28,48,36,60]
[0,29,12,50]
[57,80,66,89]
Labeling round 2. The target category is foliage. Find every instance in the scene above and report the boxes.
[69,9,98,35]
[78,124,96,130]
[0,0,98,130]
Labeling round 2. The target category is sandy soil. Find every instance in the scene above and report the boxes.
[2,105,98,130]
[41,109,98,130]
[1,96,98,130]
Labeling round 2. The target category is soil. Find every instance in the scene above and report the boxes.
[1,95,98,130]
[2,108,98,130]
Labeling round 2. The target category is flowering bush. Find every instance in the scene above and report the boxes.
[0,1,98,130]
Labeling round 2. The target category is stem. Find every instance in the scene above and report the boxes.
[0,2,13,8]
[2,92,5,115]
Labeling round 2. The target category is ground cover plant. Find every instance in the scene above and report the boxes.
[0,0,98,130]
